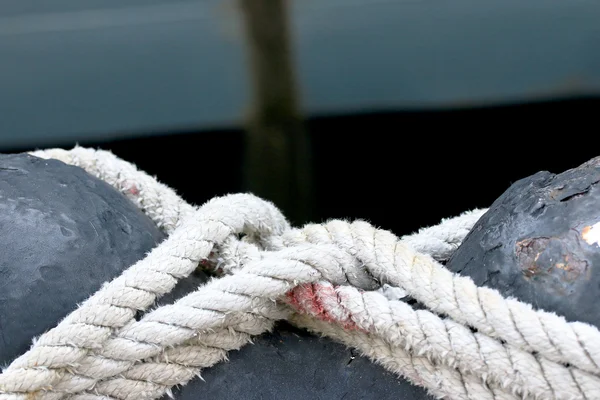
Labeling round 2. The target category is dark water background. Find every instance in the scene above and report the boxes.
[5,97,597,236]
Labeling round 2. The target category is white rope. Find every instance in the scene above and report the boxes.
[21,145,600,396]
[302,281,600,400]
[266,220,600,376]
[0,146,595,400]
[400,208,487,263]
[208,235,600,400]
[29,147,493,400]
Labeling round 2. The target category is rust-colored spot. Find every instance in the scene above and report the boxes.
[515,235,590,296]
[515,237,549,278]
[555,262,568,271]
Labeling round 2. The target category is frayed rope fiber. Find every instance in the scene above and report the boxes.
[0,146,598,400]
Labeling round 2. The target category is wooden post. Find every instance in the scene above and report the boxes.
[238,0,313,226]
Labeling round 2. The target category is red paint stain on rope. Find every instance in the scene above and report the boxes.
[122,180,140,196]
[286,283,365,332]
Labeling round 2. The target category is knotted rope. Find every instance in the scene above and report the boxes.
[0,146,597,400]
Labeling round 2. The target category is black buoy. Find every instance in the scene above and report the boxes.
[0,152,434,400]
[0,153,167,365]
[446,156,600,328]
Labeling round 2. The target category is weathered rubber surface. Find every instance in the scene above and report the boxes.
[0,153,167,365]
[0,153,433,399]
[447,156,600,327]
[173,321,428,400]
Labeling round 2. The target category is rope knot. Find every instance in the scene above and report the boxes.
[1,147,599,400]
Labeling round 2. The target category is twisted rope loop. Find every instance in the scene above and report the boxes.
[0,146,597,400]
